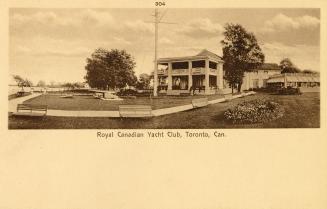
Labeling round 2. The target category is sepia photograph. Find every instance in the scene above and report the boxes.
[8,8,320,129]
[1,1,327,209]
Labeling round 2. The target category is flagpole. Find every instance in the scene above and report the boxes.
[153,8,158,97]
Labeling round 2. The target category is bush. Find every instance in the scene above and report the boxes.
[224,99,284,124]
[136,89,153,97]
[278,87,301,95]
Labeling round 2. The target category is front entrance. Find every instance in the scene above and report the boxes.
[192,75,204,88]
[192,75,205,94]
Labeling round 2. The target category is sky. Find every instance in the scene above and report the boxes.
[9,8,320,84]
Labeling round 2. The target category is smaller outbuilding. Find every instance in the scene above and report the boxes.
[267,73,320,92]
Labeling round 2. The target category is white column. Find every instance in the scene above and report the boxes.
[217,62,223,89]
[284,73,287,88]
[205,59,210,94]
[188,61,192,92]
[242,73,248,91]
[153,9,158,97]
[168,62,172,91]
[250,73,253,88]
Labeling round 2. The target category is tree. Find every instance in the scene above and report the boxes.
[63,82,74,91]
[221,23,265,92]
[37,80,46,87]
[48,80,60,87]
[13,75,33,91]
[24,79,33,87]
[73,82,85,89]
[279,58,301,73]
[84,48,137,90]
[136,73,151,90]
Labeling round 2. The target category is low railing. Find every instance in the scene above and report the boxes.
[209,68,217,74]
[172,69,189,75]
[158,85,168,91]
[158,69,168,75]
[192,68,205,74]
[172,85,189,90]
[209,86,217,90]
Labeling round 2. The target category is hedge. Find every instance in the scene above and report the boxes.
[224,99,284,124]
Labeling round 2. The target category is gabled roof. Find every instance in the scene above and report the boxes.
[196,49,223,60]
[157,49,223,63]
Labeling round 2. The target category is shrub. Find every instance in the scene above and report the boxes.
[278,87,302,95]
[224,99,284,124]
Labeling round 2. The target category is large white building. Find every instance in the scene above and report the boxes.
[157,49,224,95]
[157,50,319,94]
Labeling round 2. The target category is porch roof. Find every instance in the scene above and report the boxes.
[157,49,223,63]
[267,73,320,83]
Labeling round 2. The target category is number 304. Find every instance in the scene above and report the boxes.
[155,2,166,6]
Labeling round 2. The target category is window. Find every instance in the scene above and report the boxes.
[172,62,189,69]
[209,61,217,69]
[192,60,205,68]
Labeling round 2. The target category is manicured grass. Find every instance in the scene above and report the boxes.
[9,92,320,129]
[23,94,225,110]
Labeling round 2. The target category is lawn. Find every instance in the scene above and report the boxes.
[22,94,225,110]
[9,92,320,129]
